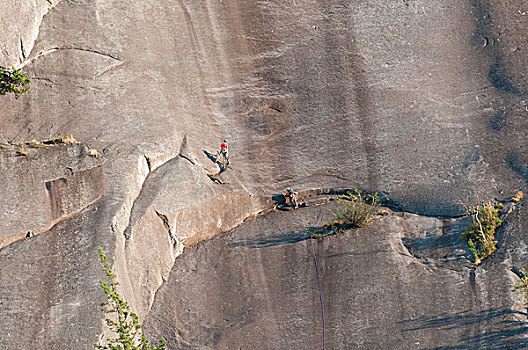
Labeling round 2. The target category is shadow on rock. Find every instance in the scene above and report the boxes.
[401,308,528,349]
[508,152,528,185]
[203,149,229,178]
[229,222,351,249]
[228,229,311,248]
[400,216,474,271]
[272,193,286,205]
[203,149,217,163]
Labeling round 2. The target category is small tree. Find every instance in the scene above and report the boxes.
[333,190,380,228]
[461,200,503,265]
[95,247,166,350]
[0,66,31,98]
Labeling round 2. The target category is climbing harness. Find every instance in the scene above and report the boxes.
[311,238,326,350]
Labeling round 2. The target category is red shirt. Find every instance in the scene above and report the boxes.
[221,142,228,150]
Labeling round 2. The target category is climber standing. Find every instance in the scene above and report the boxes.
[215,138,229,169]
[284,187,299,209]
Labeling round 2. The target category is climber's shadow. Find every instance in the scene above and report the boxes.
[272,194,286,205]
[203,149,217,163]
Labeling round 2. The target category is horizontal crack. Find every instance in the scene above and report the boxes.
[94,61,126,79]
[32,76,55,84]
[179,151,218,183]
[16,46,121,70]
[0,195,103,250]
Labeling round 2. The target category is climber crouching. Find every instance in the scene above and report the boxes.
[284,187,299,209]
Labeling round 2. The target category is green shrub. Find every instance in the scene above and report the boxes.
[513,269,528,305]
[0,66,31,98]
[95,247,166,350]
[461,200,502,265]
[333,190,380,228]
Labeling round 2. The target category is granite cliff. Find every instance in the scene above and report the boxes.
[1,0,528,349]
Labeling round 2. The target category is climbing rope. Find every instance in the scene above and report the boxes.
[311,237,326,350]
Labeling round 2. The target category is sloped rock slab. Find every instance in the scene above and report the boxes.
[144,202,528,349]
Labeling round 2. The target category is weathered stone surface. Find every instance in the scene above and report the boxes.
[0,202,110,349]
[114,156,265,317]
[0,0,60,66]
[0,0,528,349]
[1,0,524,215]
[0,143,101,247]
[144,201,528,349]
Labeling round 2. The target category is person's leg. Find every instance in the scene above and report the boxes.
[220,152,227,170]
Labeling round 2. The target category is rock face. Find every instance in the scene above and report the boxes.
[0,142,101,248]
[0,0,60,66]
[144,200,528,349]
[1,0,528,349]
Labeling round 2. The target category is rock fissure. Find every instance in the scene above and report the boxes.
[144,155,152,173]
[178,153,199,167]
[178,135,213,174]
[120,153,178,242]
[178,151,223,184]
[32,76,55,85]
[15,46,121,70]
[94,61,126,79]
[142,213,182,318]
[19,38,26,60]
[0,195,103,249]
[155,210,169,230]
[1,0,61,65]
[154,209,173,242]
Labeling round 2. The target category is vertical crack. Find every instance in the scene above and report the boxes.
[19,37,26,60]
[155,209,178,248]
[144,155,152,173]
[144,209,185,318]
[154,210,170,231]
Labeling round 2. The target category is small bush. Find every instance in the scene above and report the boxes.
[42,131,79,145]
[16,147,28,157]
[95,247,166,350]
[333,190,380,228]
[89,149,101,158]
[0,66,31,98]
[461,200,503,265]
[513,269,528,305]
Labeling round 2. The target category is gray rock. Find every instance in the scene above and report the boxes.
[1,0,528,348]
[144,201,528,349]
[0,202,110,349]
[0,142,101,247]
